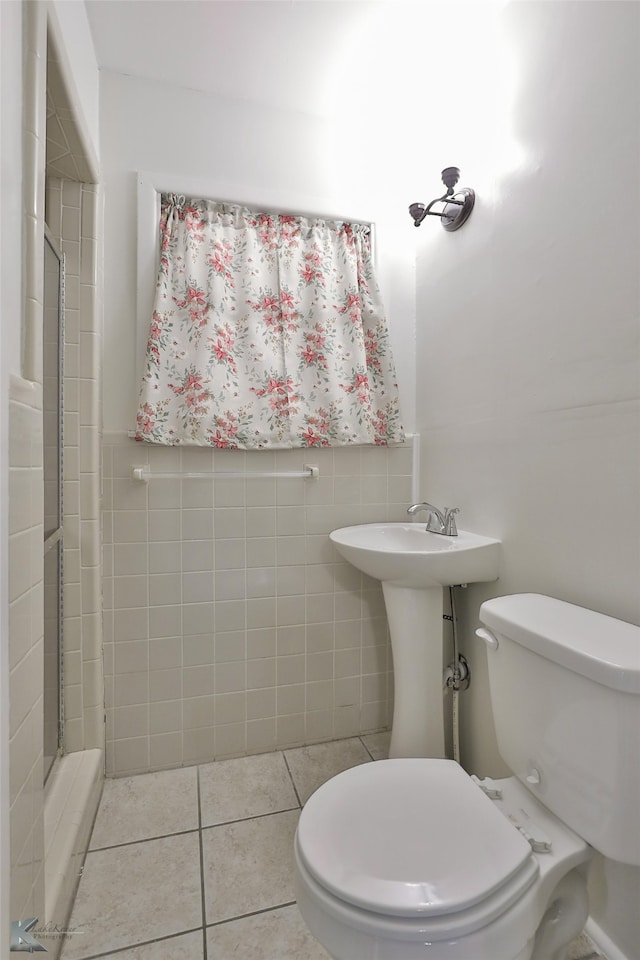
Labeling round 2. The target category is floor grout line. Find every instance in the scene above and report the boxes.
[206,900,297,929]
[359,734,376,761]
[196,765,208,960]
[60,926,203,960]
[88,807,303,856]
[282,750,303,807]
[87,826,199,853]
[202,805,302,832]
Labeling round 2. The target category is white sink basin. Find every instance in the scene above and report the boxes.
[330,522,501,757]
[330,523,500,589]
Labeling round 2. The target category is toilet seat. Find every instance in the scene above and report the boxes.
[296,759,537,933]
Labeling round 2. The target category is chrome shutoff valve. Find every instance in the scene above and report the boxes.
[443,653,471,691]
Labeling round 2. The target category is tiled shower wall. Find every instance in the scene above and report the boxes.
[8,4,47,922]
[9,378,45,923]
[103,437,413,776]
[45,178,103,753]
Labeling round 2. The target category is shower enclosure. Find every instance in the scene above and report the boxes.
[43,226,64,782]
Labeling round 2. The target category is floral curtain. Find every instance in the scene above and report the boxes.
[135,194,404,448]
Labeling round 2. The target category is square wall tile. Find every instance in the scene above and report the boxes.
[103,431,405,774]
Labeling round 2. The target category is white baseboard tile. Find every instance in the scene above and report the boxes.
[9,373,42,409]
[43,749,104,958]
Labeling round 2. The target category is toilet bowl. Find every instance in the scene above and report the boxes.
[295,758,590,960]
[294,594,640,960]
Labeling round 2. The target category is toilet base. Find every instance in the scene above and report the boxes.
[296,843,589,960]
[530,871,589,960]
[295,844,541,960]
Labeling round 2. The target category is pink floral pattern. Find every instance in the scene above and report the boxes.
[136,195,404,447]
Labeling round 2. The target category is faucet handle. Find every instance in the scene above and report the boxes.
[443,507,460,536]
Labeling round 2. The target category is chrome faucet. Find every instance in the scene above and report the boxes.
[407,502,460,536]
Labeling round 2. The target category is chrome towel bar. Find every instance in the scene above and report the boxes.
[131,464,319,482]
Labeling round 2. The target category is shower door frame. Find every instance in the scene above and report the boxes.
[43,224,65,784]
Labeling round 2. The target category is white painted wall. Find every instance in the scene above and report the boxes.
[415,3,639,955]
[48,0,100,173]
[100,70,416,434]
[1,1,24,379]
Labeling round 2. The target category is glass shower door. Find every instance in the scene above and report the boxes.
[43,227,64,783]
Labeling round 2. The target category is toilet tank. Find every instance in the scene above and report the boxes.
[478,593,640,866]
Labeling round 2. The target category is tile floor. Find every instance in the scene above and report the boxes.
[60,736,606,960]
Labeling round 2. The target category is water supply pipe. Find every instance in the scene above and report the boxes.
[444,586,470,764]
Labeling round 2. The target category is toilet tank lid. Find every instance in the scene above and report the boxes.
[479,594,640,694]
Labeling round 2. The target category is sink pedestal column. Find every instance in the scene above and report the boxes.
[382,583,445,759]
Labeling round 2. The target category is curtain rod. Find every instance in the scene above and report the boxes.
[131,465,319,483]
[165,193,373,230]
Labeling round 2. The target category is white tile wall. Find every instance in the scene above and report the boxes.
[43,748,103,958]
[9,378,46,924]
[9,0,47,925]
[9,1,104,943]
[45,178,103,753]
[103,437,413,775]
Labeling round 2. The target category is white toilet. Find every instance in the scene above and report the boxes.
[294,593,640,959]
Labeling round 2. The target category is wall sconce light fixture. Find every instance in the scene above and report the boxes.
[409,167,475,231]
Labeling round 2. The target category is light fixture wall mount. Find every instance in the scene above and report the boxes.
[409,167,475,231]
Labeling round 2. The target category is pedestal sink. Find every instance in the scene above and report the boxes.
[329,523,501,759]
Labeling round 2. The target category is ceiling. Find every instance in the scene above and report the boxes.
[84,0,515,185]
[85,0,393,118]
